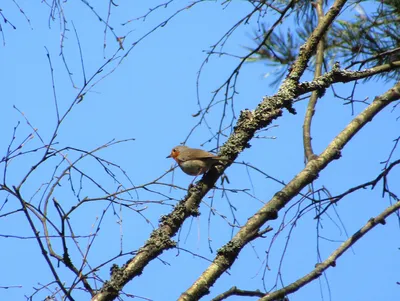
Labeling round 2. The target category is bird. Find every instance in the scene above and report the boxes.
[167,145,228,176]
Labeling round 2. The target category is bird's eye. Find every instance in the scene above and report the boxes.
[172,148,176,153]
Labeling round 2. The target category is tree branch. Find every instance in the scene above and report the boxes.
[258,198,400,301]
[297,61,400,95]
[179,81,400,301]
[211,286,265,301]
[303,0,325,162]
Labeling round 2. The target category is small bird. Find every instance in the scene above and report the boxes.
[167,145,228,176]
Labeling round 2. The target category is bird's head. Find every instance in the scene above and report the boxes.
[166,145,188,160]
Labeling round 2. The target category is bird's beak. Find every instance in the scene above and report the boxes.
[166,154,171,158]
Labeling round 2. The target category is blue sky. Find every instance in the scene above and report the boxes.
[0,1,399,300]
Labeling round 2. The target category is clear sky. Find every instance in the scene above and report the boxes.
[0,1,399,301]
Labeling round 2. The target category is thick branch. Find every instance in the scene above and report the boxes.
[90,1,353,300]
[286,0,347,83]
[179,82,400,301]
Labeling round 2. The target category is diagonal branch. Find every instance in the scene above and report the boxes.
[90,1,351,300]
[179,82,400,301]
[258,198,400,301]
[13,186,75,301]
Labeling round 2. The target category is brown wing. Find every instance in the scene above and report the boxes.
[179,148,216,162]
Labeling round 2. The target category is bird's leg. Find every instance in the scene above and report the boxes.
[188,168,206,189]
